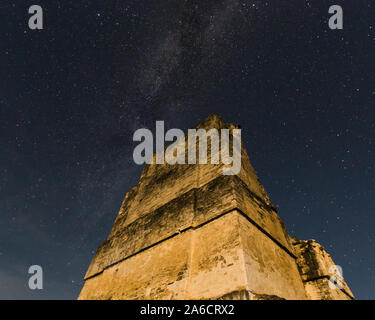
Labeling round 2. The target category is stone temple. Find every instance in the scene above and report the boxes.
[79,115,354,300]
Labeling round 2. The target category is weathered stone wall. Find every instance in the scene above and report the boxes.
[238,213,307,300]
[117,115,270,228]
[79,211,305,300]
[82,174,295,282]
[79,211,246,300]
[79,114,354,300]
[293,239,354,300]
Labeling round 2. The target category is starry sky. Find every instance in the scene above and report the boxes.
[0,1,374,299]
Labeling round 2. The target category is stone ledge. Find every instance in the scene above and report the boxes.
[84,175,295,280]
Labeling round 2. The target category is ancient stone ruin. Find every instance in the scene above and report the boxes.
[79,115,354,300]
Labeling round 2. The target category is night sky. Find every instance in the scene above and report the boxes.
[0,1,374,299]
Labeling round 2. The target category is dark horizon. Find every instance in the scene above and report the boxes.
[0,1,374,299]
